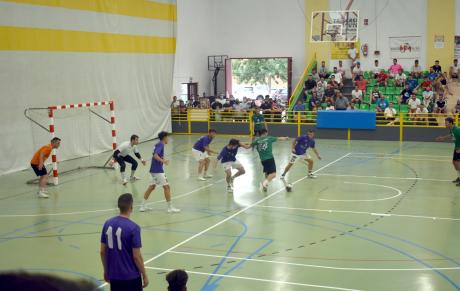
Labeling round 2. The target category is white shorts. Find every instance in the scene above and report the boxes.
[289,153,312,164]
[222,160,243,171]
[192,148,209,161]
[150,173,169,186]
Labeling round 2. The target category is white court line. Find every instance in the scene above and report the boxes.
[318,173,452,183]
[348,155,450,162]
[97,153,351,289]
[350,152,451,158]
[257,205,460,221]
[169,250,460,271]
[145,266,363,291]
[319,182,402,202]
[0,179,224,218]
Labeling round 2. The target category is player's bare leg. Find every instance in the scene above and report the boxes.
[260,172,276,192]
[163,185,180,213]
[197,159,206,180]
[453,160,460,185]
[140,185,155,211]
[306,158,317,178]
[204,158,213,178]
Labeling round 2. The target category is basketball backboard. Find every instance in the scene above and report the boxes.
[310,10,359,43]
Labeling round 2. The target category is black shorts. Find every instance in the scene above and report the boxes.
[261,158,276,175]
[452,74,458,79]
[31,164,47,176]
[110,277,142,291]
[453,150,460,161]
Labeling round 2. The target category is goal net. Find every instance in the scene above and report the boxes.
[25,101,117,185]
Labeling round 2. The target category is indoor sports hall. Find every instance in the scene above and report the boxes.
[1,1,460,291]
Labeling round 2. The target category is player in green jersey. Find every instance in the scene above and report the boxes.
[436,117,460,186]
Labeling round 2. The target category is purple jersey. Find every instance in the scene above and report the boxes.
[101,216,141,280]
[294,135,315,155]
[217,145,239,163]
[150,142,165,173]
[193,135,213,152]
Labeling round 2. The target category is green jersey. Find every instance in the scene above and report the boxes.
[252,136,278,161]
[451,126,460,149]
[253,114,265,130]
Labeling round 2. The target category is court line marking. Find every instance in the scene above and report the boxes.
[257,205,460,221]
[96,153,354,290]
[319,182,402,202]
[0,179,225,218]
[145,266,363,291]
[318,173,452,182]
[350,152,451,158]
[168,250,460,271]
[348,155,450,162]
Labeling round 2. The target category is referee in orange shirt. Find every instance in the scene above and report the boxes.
[30,137,61,198]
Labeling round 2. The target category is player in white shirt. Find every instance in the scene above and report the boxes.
[450,59,459,81]
[113,135,146,185]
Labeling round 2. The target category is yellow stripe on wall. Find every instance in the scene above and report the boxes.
[1,0,176,21]
[0,26,176,54]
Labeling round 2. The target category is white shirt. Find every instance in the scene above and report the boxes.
[395,73,407,81]
[408,98,421,109]
[353,66,363,74]
[416,107,428,114]
[451,64,459,74]
[117,141,139,157]
[411,65,422,72]
[338,66,346,75]
[373,65,381,74]
[333,72,342,83]
[348,48,357,59]
[384,107,397,118]
[352,89,363,99]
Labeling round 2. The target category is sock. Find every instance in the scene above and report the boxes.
[142,199,147,206]
[167,201,172,208]
[39,187,45,192]
[130,170,135,178]
[262,179,269,187]
[457,171,460,177]
[204,171,208,176]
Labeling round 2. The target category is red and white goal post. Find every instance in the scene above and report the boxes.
[25,100,117,185]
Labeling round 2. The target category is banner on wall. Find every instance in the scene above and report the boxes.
[331,41,360,60]
[389,36,421,59]
[455,36,460,59]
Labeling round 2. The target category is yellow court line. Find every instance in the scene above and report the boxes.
[1,0,176,21]
[0,26,176,53]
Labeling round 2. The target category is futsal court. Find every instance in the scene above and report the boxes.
[1,135,459,291]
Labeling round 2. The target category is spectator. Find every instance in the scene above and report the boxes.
[171,96,179,110]
[422,86,434,109]
[166,269,188,291]
[324,83,335,103]
[101,193,148,291]
[407,94,421,119]
[304,74,317,93]
[415,103,429,122]
[334,92,349,110]
[337,60,346,78]
[271,100,283,122]
[329,75,340,90]
[450,59,459,81]
[389,58,403,77]
[420,77,433,91]
[348,42,358,69]
[394,70,407,87]
[309,93,320,110]
[351,85,363,105]
[316,81,325,101]
[318,77,328,88]
[293,100,306,112]
[377,69,389,87]
[318,61,329,79]
[371,87,383,103]
[179,100,187,114]
[427,67,438,81]
[376,95,389,113]
[371,59,381,79]
[435,94,447,113]
[354,75,368,91]
[332,67,343,88]
[411,59,423,78]
[406,75,418,91]
[399,84,413,105]
[325,100,335,110]
[211,98,223,110]
[311,68,320,81]
[436,72,452,95]
[432,60,442,73]
[452,99,460,114]
[352,62,363,80]
[384,102,398,122]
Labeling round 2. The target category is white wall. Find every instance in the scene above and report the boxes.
[174,0,306,97]
[329,0,427,71]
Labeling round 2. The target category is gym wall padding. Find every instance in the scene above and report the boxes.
[0,0,176,175]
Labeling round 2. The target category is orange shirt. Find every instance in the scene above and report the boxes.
[31,144,53,165]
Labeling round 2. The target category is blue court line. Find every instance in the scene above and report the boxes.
[252,210,460,290]
[0,219,49,240]
[0,267,103,290]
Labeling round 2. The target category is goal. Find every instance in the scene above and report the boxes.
[25,100,117,185]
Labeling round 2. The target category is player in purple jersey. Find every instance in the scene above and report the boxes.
[281,130,321,187]
[217,138,251,192]
[192,129,218,181]
[100,193,148,291]
[140,132,180,213]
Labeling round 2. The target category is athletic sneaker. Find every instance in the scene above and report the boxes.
[139,205,152,212]
[308,173,317,179]
[130,176,141,181]
[198,176,206,181]
[204,174,213,178]
[37,191,49,198]
[227,185,233,193]
[167,206,181,213]
[452,177,460,183]
[259,182,267,192]
[122,179,128,186]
